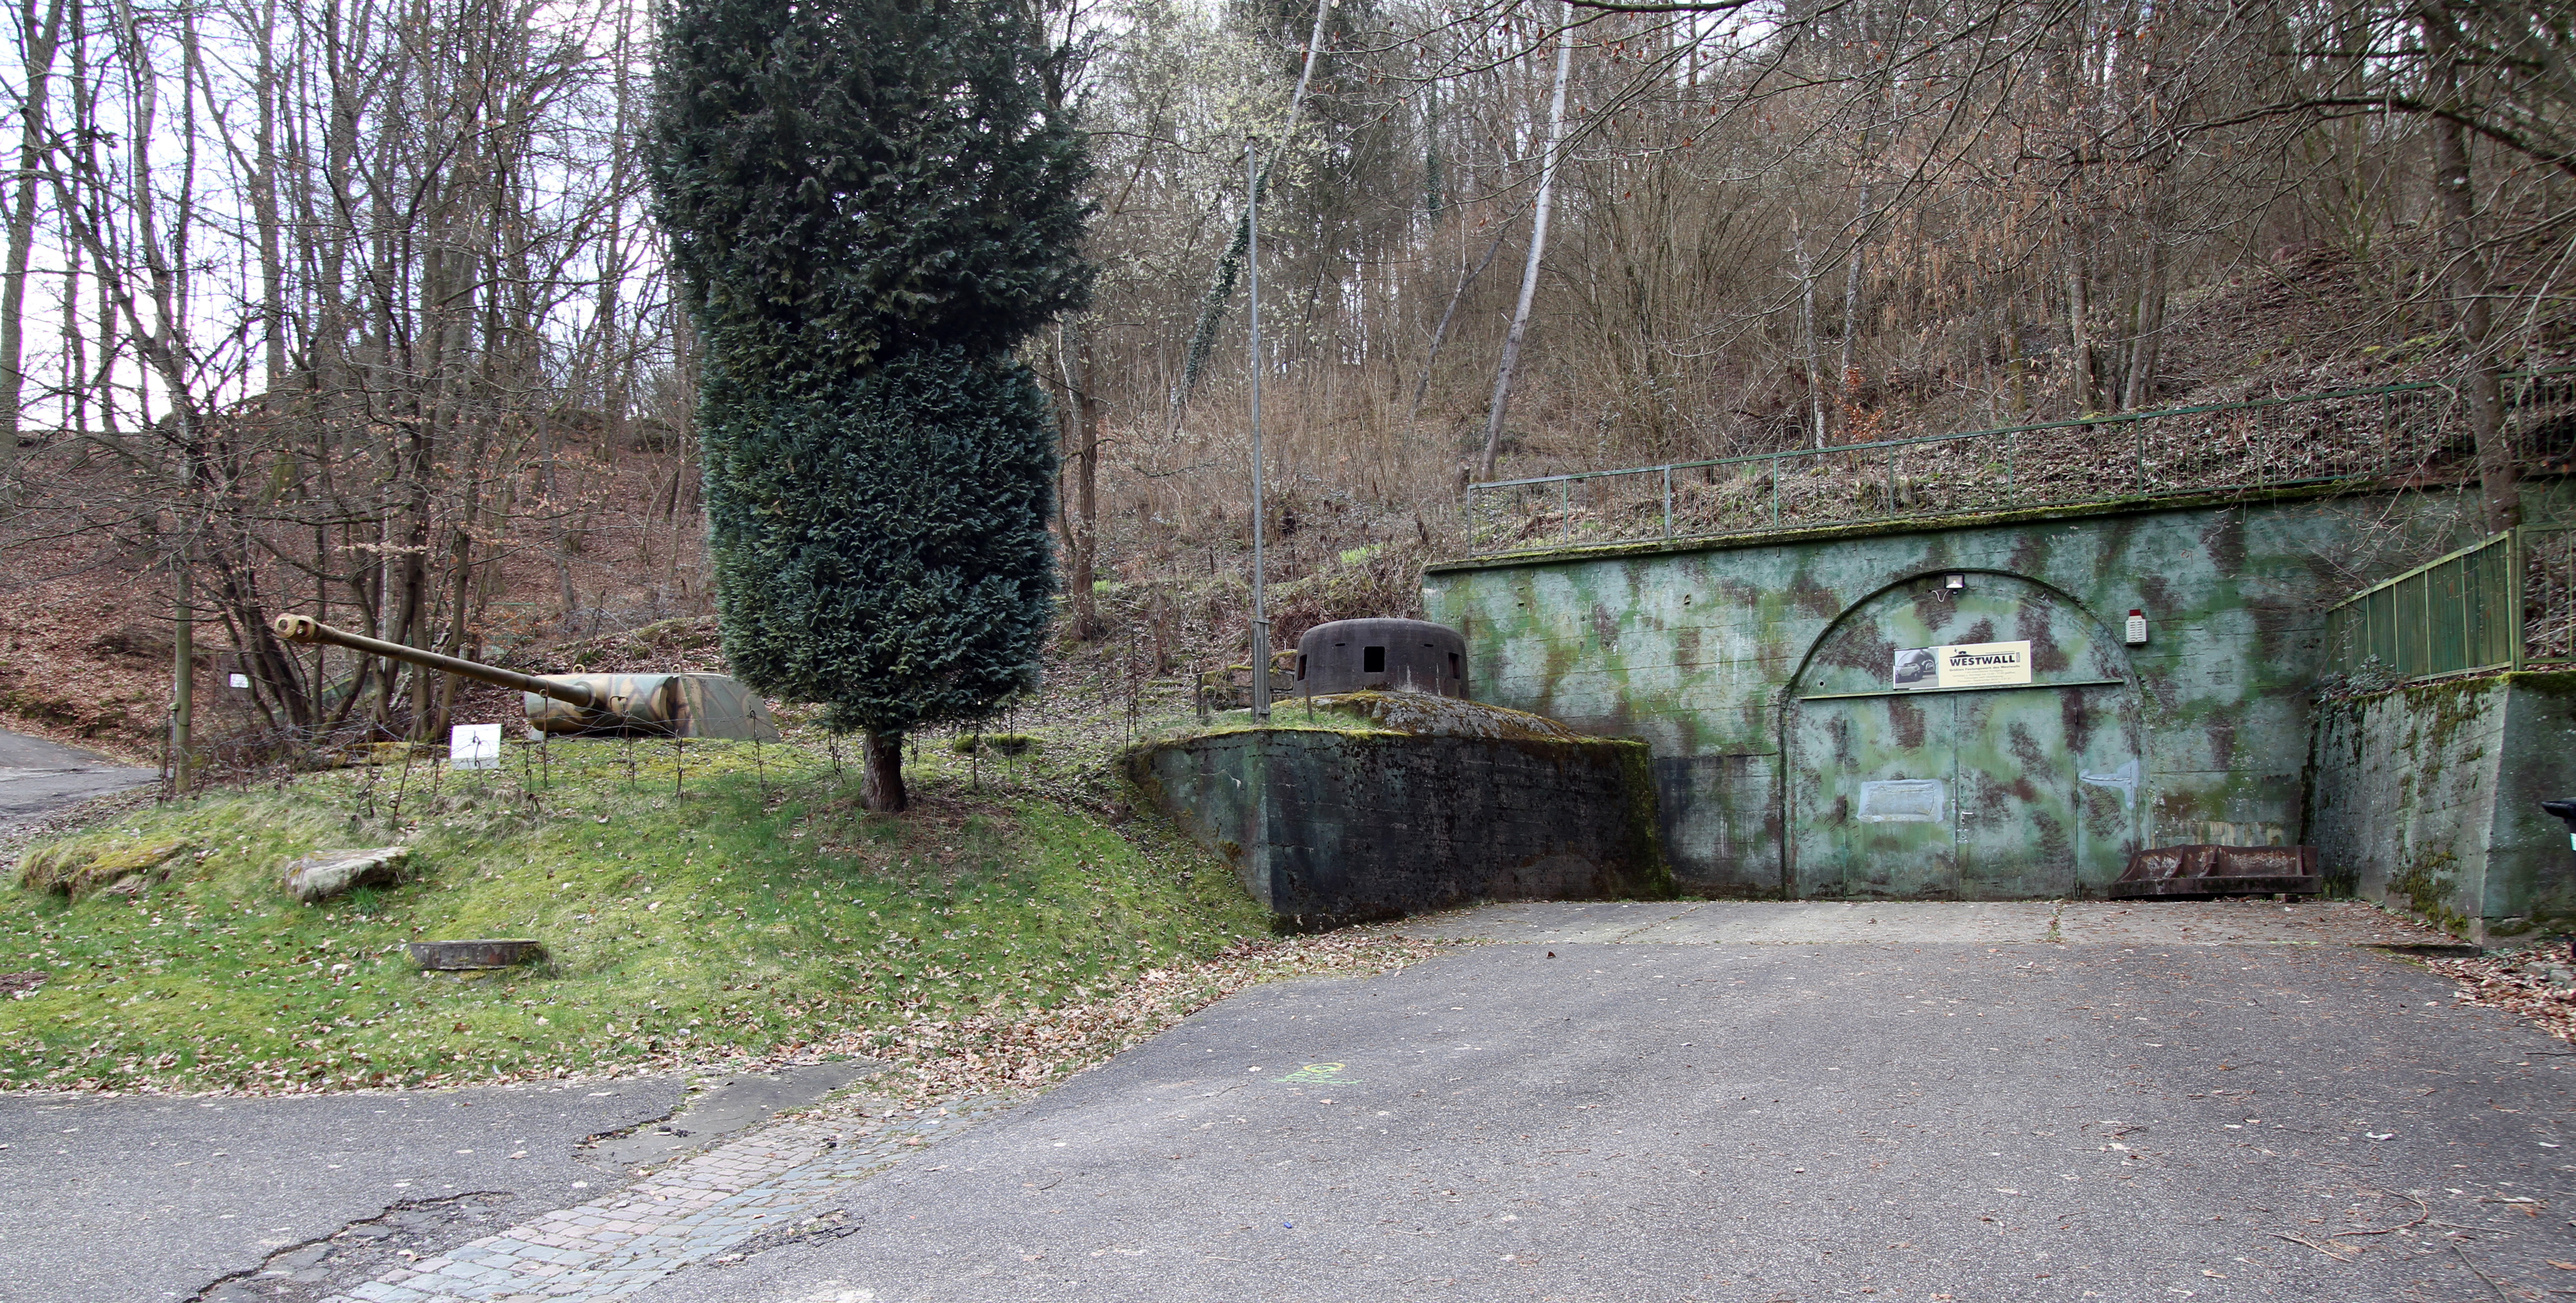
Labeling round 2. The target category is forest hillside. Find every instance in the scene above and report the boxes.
[2,0,2571,763]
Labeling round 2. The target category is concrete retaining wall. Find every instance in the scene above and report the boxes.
[1123,725,1672,930]
[2309,671,2576,942]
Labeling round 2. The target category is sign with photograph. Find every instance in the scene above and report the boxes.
[1892,640,2033,691]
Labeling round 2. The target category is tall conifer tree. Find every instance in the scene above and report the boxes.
[650,0,1091,810]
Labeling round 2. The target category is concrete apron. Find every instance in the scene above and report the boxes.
[1407,897,2469,948]
[597,897,2576,1303]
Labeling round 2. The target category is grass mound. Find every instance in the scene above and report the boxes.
[0,741,1267,1093]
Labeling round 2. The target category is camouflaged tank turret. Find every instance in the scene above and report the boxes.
[273,615,782,741]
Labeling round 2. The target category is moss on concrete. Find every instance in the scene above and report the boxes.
[1125,705,1671,928]
[2311,669,2576,941]
[1142,691,1594,747]
[1430,480,2382,573]
[2393,847,2471,937]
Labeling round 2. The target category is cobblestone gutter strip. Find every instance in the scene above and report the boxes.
[323,1114,952,1303]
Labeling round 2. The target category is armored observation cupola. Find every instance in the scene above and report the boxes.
[1293,618,1468,698]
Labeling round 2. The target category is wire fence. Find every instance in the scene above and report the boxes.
[1464,369,2576,555]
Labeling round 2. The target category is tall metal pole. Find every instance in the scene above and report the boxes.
[1248,137,1271,720]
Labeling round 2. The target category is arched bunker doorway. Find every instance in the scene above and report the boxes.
[1784,571,2143,900]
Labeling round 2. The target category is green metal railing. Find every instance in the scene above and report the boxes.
[2320,525,2576,684]
[1463,368,2576,555]
[2321,532,2521,682]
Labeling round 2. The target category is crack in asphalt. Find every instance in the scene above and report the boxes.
[194,1191,525,1303]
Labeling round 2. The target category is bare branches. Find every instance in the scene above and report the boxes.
[0,0,693,751]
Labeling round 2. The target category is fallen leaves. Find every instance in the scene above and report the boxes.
[2427,951,2576,1045]
[850,928,1453,1104]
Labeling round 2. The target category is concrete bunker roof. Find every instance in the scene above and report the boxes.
[1424,479,2399,575]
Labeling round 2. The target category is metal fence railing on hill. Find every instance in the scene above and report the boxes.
[2319,526,2576,685]
[2518,527,2576,668]
[1462,368,2576,556]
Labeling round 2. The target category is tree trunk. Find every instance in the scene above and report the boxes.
[1477,2,1574,481]
[1840,172,1871,384]
[1052,323,1105,641]
[1792,209,1826,448]
[2065,258,2096,412]
[1403,224,1508,445]
[0,0,67,518]
[2004,297,2028,421]
[171,555,192,793]
[2122,241,2166,412]
[1173,0,1332,410]
[2421,4,2516,531]
[862,729,907,812]
[1070,338,1103,641]
[247,0,283,387]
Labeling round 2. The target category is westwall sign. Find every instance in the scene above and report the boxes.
[1892,640,2032,691]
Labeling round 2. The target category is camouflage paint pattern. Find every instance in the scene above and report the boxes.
[1423,482,2564,900]
[1787,573,2142,898]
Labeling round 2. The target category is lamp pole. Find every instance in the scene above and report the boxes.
[1248,136,1271,720]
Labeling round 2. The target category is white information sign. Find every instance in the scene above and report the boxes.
[449,722,503,770]
[1892,640,2033,691]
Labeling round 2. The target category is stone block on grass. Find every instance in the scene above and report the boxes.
[282,846,412,902]
[15,838,197,899]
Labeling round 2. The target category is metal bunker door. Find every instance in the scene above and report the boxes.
[1787,573,2142,899]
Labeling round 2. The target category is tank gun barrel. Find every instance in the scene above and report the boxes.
[273,614,598,710]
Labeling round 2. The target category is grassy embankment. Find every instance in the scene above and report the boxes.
[0,737,1272,1092]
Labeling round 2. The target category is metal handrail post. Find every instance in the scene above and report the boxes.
[2513,525,2529,673]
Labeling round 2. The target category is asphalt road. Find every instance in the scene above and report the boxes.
[633,903,2576,1303]
[2,901,2566,1303]
[0,1058,890,1303]
[0,727,156,826]
[0,1078,681,1302]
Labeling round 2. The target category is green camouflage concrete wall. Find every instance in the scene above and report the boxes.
[2309,671,2576,942]
[1423,483,2561,899]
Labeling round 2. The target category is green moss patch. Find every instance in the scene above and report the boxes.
[1145,690,1596,746]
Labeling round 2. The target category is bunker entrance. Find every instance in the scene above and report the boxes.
[1786,573,2142,900]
